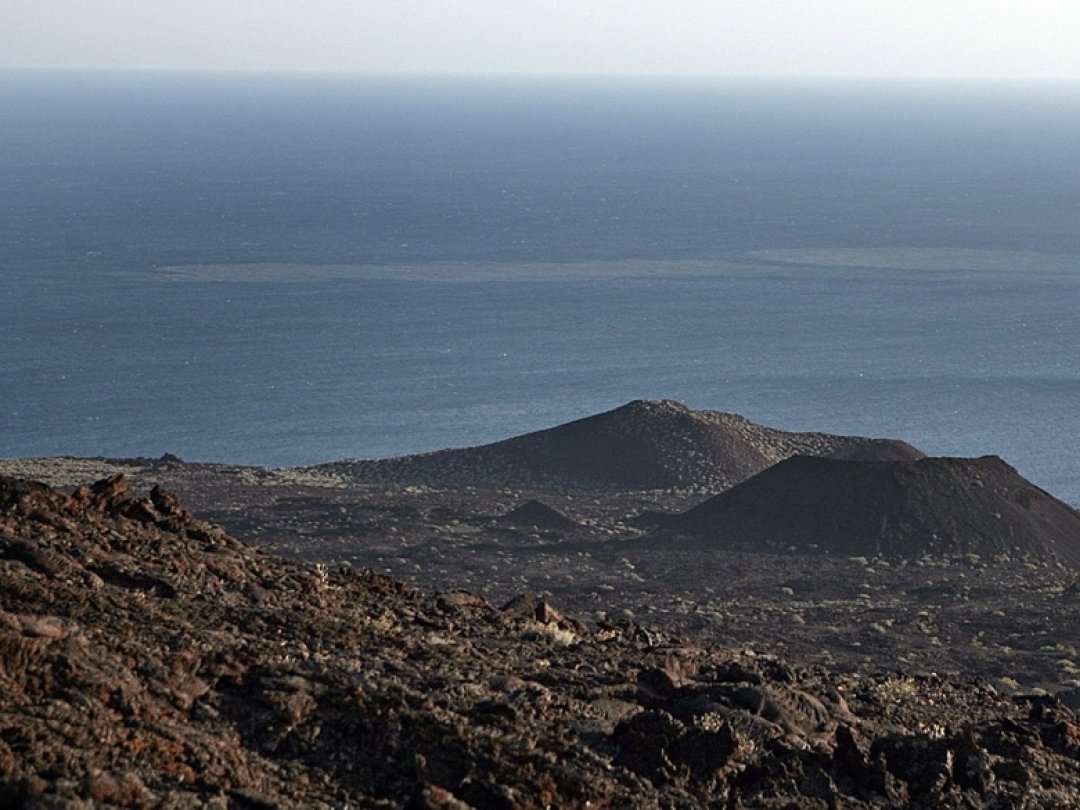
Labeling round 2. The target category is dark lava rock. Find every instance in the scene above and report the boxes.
[309,399,924,492]
[671,454,1080,566]
[1,473,1078,807]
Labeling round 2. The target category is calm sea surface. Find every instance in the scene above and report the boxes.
[1,74,1078,503]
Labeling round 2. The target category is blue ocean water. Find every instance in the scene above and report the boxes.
[1,73,1078,503]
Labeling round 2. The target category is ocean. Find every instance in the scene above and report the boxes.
[1,73,1078,504]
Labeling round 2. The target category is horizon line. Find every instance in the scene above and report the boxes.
[2,66,1080,84]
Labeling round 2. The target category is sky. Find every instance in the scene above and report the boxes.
[2,0,1079,80]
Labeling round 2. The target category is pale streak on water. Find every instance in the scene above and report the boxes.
[1,75,1078,504]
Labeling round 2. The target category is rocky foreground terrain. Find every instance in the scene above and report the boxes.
[2,401,1079,806]
[3,473,1080,808]
[4,401,1076,692]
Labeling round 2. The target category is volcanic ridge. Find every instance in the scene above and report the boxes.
[311,399,925,492]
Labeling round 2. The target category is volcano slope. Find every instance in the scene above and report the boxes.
[310,399,924,492]
[2,473,1080,808]
[669,455,1080,567]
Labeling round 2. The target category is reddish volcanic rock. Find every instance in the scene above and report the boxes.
[2,473,1079,807]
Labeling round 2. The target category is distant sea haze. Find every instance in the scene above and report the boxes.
[1,73,1078,505]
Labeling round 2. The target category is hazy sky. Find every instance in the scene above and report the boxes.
[2,0,1079,79]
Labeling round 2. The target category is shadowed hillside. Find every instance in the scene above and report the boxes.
[671,455,1080,566]
[312,399,924,491]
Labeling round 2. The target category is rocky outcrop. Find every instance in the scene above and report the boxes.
[311,399,924,492]
[671,454,1080,566]
[1,474,1078,807]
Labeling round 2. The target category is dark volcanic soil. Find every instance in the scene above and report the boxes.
[3,474,1080,808]
[2,453,1076,695]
